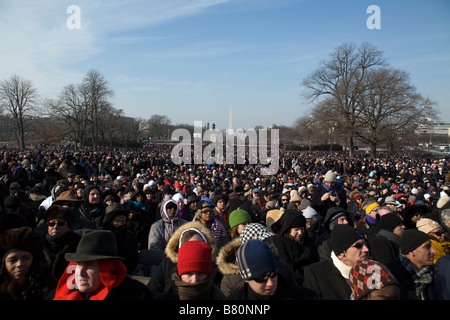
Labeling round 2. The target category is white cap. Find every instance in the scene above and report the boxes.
[172,193,184,202]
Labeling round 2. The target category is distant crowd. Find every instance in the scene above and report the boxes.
[0,146,449,301]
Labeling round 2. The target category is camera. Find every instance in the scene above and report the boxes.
[330,191,337,197]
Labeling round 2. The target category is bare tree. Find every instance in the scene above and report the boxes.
[119,116,141,147]
[356,67,437,157]
[293,115,316,149]
[46,83,90,147]
[97,103,125,147]
[147,114,172,139]
[82,70,114,147]
[302,43,385,156]
[0,75,39,150]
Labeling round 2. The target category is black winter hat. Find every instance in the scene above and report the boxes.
[400,229,430,254]
[280,209,306,235]
[103,203,127,225]
[377,213,403,232]
[323,207,351,229]
[187,194,200,205]
[330,224,364,255]
[4,195,21,211]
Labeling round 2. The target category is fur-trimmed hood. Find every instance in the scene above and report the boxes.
[216,237,241,275]
[164,220,217,264]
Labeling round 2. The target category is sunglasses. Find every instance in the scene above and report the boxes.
[253,271,278,283]
[350,240,367,250]
[432,231,444,237]
[48,221,67,227]
[201,208,212,214]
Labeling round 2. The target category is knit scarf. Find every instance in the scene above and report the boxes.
[399,254,433,300]
[331,251,352,279]
[45,232,78,257]
[364,213,377,225]
[171,273,213,300]
[53,259,127,300]
[377,229,400,244]
[82,204,102,219]
[131,200,146,211]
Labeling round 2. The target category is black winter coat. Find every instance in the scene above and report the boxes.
[43,231,81,280]
[303,258,352,300]
[385,258,436,300]
[100,225,139,274]
[103,276,153,300]
[311,184,347,218]
[368,230,400,265]
[272,234,318,286]
[228,275,317,300]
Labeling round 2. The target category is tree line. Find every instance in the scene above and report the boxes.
[0,42,440,156]
[299,42,437,157]
[0,70,179,149]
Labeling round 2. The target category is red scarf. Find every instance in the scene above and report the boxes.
[53,259,127,300]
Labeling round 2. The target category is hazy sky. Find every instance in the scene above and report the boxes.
[1,0,449,130]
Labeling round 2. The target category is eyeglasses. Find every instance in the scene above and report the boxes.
[48,220,67,227]
[253,271,278,283]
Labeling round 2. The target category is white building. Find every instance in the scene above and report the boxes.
[416,118,450,137]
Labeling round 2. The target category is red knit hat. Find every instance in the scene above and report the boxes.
[177,241,213,276]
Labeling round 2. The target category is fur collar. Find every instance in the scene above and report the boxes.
[216,237,241,275]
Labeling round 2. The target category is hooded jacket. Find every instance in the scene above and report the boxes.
[271,210,319,286]
[101,207,139,274]
[147,199,187,252]
[316,207,352,261]
[79,185,107,228]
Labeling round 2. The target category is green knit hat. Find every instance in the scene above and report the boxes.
[229,209,251,228]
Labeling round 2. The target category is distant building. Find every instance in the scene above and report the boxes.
[416,118,450,137]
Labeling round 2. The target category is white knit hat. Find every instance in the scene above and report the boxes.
[324,170,337,182]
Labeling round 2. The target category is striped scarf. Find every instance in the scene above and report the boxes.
[400,254,433,300]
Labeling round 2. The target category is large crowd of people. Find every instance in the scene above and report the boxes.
[0,145,449,301]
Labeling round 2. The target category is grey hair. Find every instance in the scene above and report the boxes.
[441,209,450,223]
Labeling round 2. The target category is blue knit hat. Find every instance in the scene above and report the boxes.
[236,240,278,281]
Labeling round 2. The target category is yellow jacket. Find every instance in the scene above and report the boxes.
[431,239,450,264]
